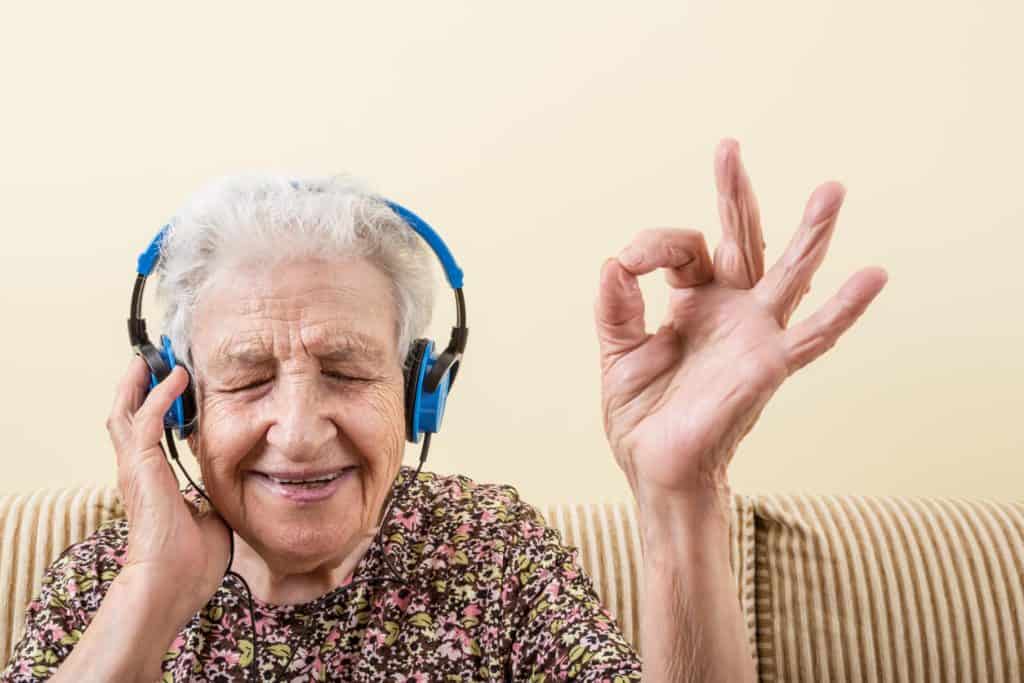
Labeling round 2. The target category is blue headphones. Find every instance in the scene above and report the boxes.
[127,196,468,445]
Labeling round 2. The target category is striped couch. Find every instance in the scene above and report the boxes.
[2,487,1022,681]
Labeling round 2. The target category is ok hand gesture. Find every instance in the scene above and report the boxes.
[594,139,888,510]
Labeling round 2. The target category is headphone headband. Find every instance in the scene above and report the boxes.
[130,198,468,358]
[382,200,464,289]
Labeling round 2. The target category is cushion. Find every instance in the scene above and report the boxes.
[753,494,1024,682]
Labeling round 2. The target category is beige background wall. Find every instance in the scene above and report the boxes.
[0,2,1020,504]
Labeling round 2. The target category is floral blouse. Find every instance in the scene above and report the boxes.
[3,468,642,681]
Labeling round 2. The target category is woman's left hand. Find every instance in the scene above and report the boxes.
[594,138,889,512]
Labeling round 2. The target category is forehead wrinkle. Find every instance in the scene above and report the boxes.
[196,269,397,374]
[208,329,387,371]
[305,329,388,364]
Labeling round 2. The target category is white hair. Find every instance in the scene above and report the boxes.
[152,172,437,375]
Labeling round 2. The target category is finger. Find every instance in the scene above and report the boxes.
[595,257,648,368]
[754,181,846,326]
[617,228,714,288]
[130,365,189,458]
[107,355,153,451]
[782,266,888,374]
[713,138,766,289]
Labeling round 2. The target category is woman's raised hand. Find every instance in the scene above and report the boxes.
[594,138,889,510]
[105,355,230,617]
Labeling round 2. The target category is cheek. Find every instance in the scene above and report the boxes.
[337,382,405,522]
[193,397,257,489]
[344,381,406,468]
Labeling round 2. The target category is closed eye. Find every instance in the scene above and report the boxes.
[323,370,366,383]
[229,378,271,393]
[227,371,367,393]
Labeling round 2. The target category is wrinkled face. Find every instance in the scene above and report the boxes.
[186,256,406,574]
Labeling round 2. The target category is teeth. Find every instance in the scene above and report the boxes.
[269,472,341,485]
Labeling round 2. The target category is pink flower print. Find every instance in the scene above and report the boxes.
[384,587,413,611]
[394,507,422,531]
[438,613,461,640]
[437,639,462,661]
[479,509,497,524]
[42,623,66,642]
[210,646,240,667]
[462,603,481,620]
[455,628,473,652]
[424,555,448,570]
[364,627,386,648]
[519,520,545,540]
[395,674,429,683]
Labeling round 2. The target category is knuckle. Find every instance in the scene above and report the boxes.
[665,244,695,265]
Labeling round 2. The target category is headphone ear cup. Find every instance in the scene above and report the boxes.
[403,339,431,443]
[177,371,198,439]
[138,342,170,390]
[159,335,198,439]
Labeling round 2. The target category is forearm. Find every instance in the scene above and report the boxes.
[50,569,190,683]
[638,491,755,683]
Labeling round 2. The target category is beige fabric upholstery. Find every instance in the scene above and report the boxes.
[0,486,124,666]
[753,494,1024,682]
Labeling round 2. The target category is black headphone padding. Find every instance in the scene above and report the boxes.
[402,339,430,442]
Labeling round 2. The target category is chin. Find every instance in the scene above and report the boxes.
[254,514,364,574]
[238,468,372,568]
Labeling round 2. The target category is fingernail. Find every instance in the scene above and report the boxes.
[619,248,642,267]
[806,187,843,225]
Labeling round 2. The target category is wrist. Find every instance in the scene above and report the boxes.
[634,485,733,565]
[55,568,195,682]
[115,564,203,632]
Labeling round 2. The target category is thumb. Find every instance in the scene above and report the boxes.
[594,257,647,365]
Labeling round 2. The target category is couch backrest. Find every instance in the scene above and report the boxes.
[752,494,1024,683]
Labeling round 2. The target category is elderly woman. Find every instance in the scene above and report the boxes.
[3,138,887,682]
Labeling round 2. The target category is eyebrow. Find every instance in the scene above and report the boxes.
[210,333,387,370]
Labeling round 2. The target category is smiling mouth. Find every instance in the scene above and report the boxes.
[256,466,357,488]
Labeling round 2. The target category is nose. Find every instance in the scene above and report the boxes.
[265,370,338,462]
